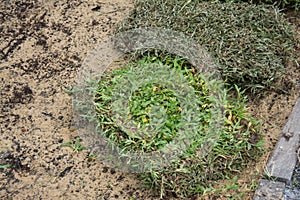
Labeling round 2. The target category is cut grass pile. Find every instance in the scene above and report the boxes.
[116,0,296,95]
[94,55,263,198]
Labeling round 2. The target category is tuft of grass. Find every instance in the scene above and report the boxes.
[0,164,11,169]
[116,0,296,96]
[94,55,263,198]
[60,138,87,152]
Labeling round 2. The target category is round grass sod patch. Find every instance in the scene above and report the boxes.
[94,57,214,153]
[94,55,263,198]
[116,0,297,96]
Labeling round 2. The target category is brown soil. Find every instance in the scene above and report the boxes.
[0,0,299,199]
[0,0,155,199]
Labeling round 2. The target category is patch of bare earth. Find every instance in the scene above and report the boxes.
[0,0,156,199]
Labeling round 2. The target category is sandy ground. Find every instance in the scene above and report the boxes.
[0,0,299,199]
[0,0,156,199]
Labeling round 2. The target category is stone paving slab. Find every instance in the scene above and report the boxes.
[255,97,300,200]
[266,97,300,183]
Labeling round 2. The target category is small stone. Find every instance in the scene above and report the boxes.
[284,132,294,139]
